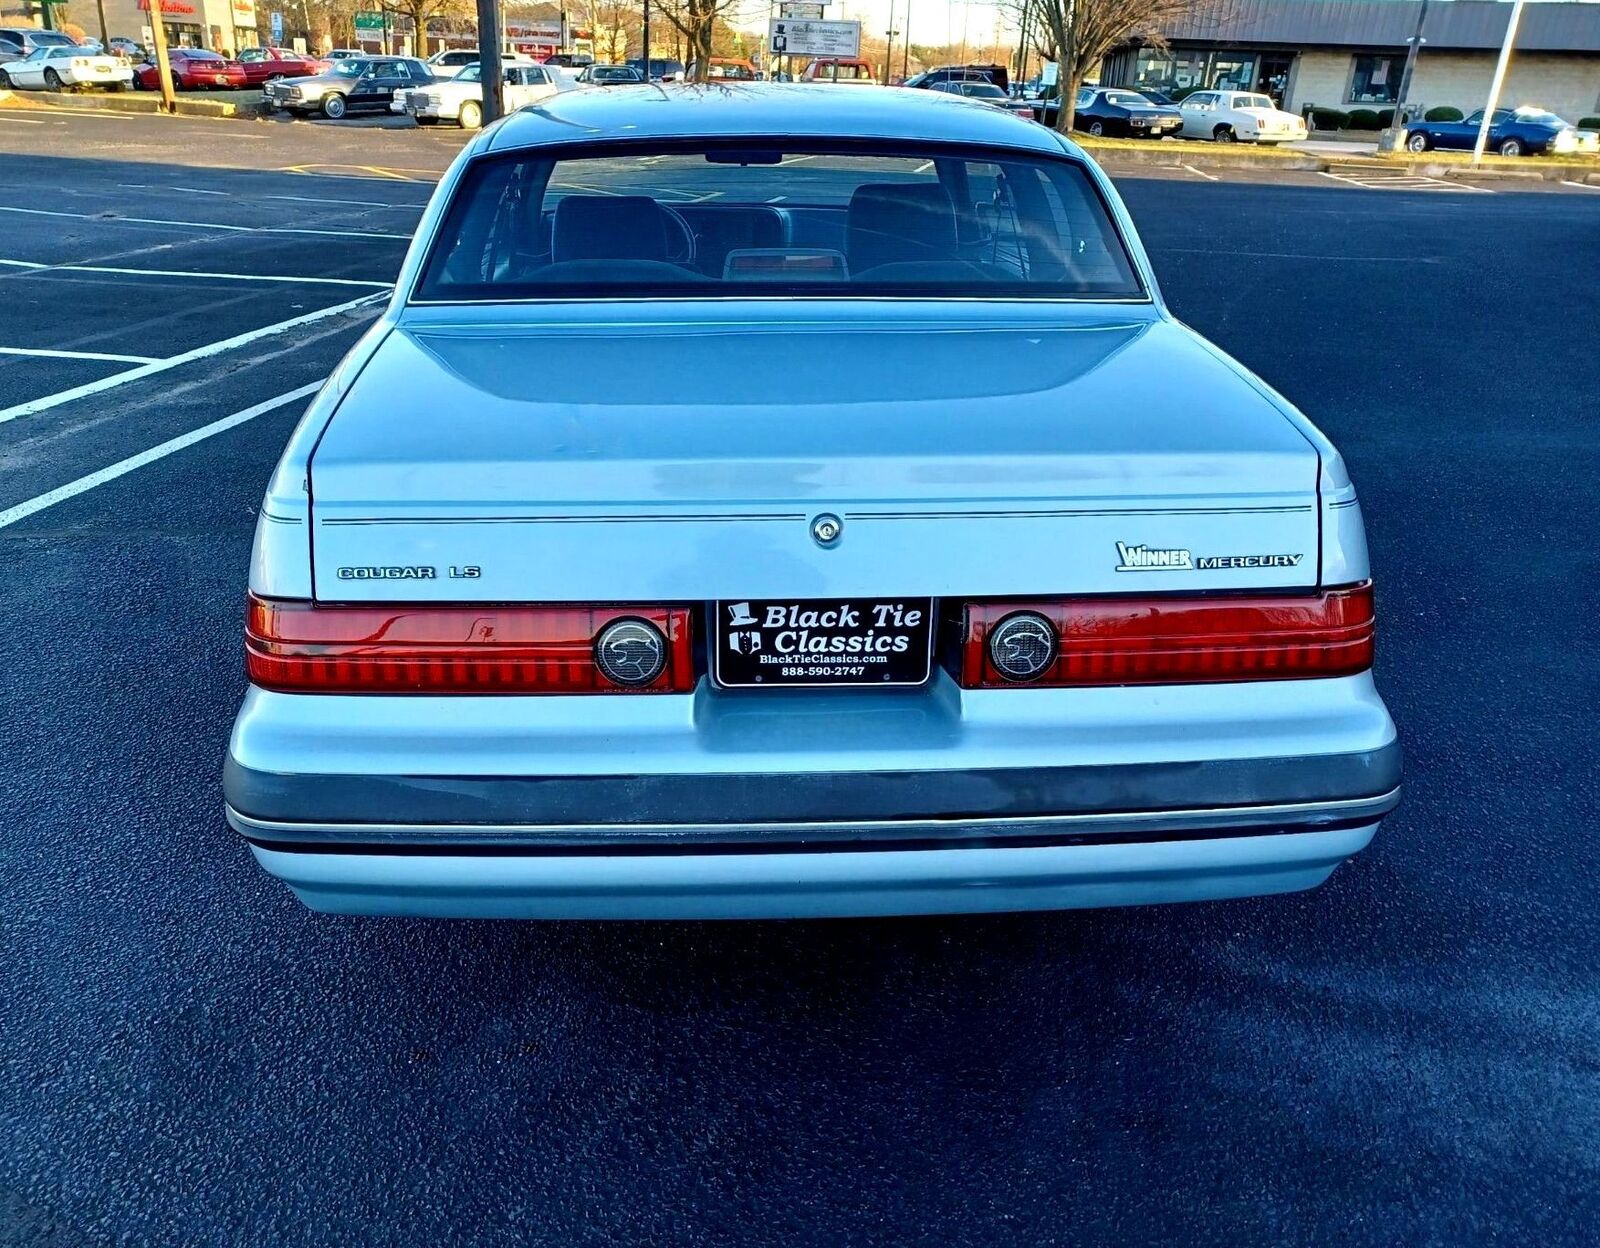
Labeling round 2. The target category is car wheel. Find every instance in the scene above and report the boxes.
[1213,124,1236,143]
[321,92,346,119]
[1407,132,1430,153]
[1497,137,1524,158]
[266,72,284,83]
[44,68,63,91]
[458,100,482,129]
[1088,120,1104,136]
[0,71,10,90]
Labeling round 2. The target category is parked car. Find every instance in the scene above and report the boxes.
[0,26,78,65]
[263,56,436,119]
[132,49,246,91]
[1124,86,1177,107]
[1177,90,1307,143]
[928,79,1037,122]
[227,85,1399,920]
[686,57,757,81]
[904,63,1009,94]
[1,44,132,91]
[109,37,144,61]
[576,63,644,86]
[396,61,559,128]
[324,48,363,61]
[235,46,325,86]
[799,57,876,85]
[625,56,684,82]
[1070,87,1182,139]
[425,48,480,78]
[1404,106,1588,157]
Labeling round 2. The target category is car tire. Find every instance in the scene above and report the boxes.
[0,71,11,90]
[44,68,63,91]
[266,73,284,83]
[458,100,482,129]
[1088,121,1104,136]
[1497,137,1524,158]
[1407,132,1430,153]
[1213,124,1236,143]
[321,92,346,119]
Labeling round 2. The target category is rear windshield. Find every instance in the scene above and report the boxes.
[414,141,1144,302]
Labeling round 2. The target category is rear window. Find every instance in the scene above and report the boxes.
[414,141,1144,302]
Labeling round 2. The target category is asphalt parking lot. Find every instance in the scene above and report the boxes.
[2,110,1598,1247]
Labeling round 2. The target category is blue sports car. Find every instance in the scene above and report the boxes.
[226,85,1399,919]
[1405,106,1586,157]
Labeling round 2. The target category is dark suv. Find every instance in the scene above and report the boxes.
[904,64,1010,95]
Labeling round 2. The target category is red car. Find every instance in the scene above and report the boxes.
[132,49,247,91]
[235,46,325,86]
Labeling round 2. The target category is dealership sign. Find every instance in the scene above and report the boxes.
[767,19,860,58]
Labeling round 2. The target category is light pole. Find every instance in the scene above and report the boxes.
[475,0,502,122]
[642,0,651,79]
[883,5,897,86]
[147,0,177,111]
[1472,0,1526,163]
[1377,0,1429,154]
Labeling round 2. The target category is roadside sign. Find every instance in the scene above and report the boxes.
[353,11,384,32]
[269,10,282,43]
[768,19,860,59]
[778,3,826,18]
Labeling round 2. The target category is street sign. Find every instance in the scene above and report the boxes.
[354,11,384,32]
[269,10,283,43]
[778,3,826,18]
[768,19,860,59]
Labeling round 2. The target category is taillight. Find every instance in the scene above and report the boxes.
[245,595,694,693]
[961,584,1374,688]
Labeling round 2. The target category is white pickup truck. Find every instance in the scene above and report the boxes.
[394,61,559,129]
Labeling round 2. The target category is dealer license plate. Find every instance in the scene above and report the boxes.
[713,597,935,688]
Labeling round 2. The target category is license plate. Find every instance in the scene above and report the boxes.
[713,597,935,688]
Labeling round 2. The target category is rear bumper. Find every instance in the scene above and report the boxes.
[226,673,1399,918]
[245,822,1385,919]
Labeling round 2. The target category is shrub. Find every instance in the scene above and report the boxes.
[1579,116,1600,130]
[1424,105,1464,122]
[1308,107,1349,130]
[1375,108,1395,127]
[1347,108,1382,130]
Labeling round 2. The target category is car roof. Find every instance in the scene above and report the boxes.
[488,83,1072,155]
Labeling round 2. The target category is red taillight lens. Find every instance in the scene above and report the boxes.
[961,584,1374,688]
[245,595,694,693]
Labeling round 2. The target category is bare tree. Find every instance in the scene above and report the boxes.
[651,0,750,80]
[579,0,639,63]
[1022,0,1218,132]
[382,0,471,56]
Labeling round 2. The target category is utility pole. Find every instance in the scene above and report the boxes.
[1014,0,1029,86]
[883,2,896,86]
[95,0,111,56]
[901,6,909,82]
[147,0,177,112]
[475,0,502,122]
[1377,0,1428,153]
[641,0,650,79]
[1473,0,1525,162]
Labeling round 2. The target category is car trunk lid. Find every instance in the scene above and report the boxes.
[307,308,1321,602]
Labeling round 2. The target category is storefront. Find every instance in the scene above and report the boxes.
[1104,0,1600,122]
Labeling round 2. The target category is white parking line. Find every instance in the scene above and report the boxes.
[1561,180,1600,192]
[0,115,46,124]
[262,193,425,209]
[0,291,384,425]
[0,383,321,531]
[1318,169,1491,194]
[0,346,161,364]
[0,258,389,287]
[1182,164,1219,182]
[0,203,409,239]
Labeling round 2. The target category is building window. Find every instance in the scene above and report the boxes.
[1348,54,1401,104]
